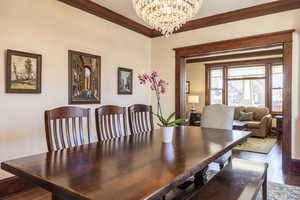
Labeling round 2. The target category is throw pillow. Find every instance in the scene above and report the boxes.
[239,111,254,121]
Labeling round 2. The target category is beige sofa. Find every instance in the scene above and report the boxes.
[234,107,272,138]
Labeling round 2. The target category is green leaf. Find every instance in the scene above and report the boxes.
[153,113,168,125]
[166,112,176,123]
[171,119,186,124]
[157,123,164,127]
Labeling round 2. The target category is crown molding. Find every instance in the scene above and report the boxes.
[152,0,300,37]
[57,0,158,37]
[58,0,300,38]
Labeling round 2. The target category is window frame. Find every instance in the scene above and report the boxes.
[205,58,283,114]
[270,64,284,115]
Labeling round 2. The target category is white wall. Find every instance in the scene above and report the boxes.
[0,0,151,179]
[151,9,300,159]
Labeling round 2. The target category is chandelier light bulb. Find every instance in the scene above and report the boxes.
[133,0,203,37]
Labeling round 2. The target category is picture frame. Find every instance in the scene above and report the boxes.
[68,50,101,104]
[6,50,42,93]
[118,67,133,95]
[186,81,190,94]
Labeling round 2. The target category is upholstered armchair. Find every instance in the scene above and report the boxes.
[234,107,272,138]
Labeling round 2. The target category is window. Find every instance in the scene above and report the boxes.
[208,68,223,104]
[206,59,283,114]
[271,65,283,113]
[227,66,266,107]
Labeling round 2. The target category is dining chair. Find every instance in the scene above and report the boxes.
[44,106,91,152]
[128,104,154,134]
[95,105,128,141]
[201,104,235,169]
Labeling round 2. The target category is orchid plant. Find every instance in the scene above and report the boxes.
[138,72,185,127]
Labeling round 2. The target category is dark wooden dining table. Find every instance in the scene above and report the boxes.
[1,126,251,200]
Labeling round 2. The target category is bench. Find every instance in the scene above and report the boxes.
[187,158,268,200]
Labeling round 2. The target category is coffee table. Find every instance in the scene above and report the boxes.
[233,121,248,130]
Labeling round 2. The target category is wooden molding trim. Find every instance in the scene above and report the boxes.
[174,30,294,57]
[205,57,282,68]
[57,0,158,37]
[186,49,283,63]
[292,159,300,173]
[57,0,300,38]
[152,0,300,37]
[0,176,35,197]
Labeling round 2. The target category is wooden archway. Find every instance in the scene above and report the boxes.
[174,30,296,173]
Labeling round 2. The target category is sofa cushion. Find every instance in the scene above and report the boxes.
[244,107,269,121]
[243,121,261,129]
[239,111,254,121]
[234,107,245,120]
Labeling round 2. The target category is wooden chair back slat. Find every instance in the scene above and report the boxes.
[98,115,106,141]
[72,117,78,146]
[144,112,150,131]
[117,115,122,136]
[65,118,72,147]
[79,117,85,145]
[95,105,128,141]
[103,116,110,140]
[44,106,92,152]
[52,120,59,150]
[59,119,66,149]
[128,104,154,134]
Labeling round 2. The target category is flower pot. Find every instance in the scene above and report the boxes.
[162,127,174,143]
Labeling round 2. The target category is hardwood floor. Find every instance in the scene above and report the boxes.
[232,141,300,187]
[2,141,300,200]
[1,187,51,200]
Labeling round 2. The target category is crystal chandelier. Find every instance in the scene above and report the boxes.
[133,0,203,37]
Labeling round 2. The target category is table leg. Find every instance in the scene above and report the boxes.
[194,166,208,186]
[52,194,66,200]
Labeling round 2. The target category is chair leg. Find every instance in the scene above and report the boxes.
[262,173,267,200]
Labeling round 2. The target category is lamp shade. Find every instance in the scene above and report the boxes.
[188,95,199,104]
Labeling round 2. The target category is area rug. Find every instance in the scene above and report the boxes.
[233,137,277,154]
[206,170,300,200]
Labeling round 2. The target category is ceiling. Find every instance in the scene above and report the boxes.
[91,0,278,28]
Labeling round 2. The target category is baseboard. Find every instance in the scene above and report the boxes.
[0,176,35,197]
[291,159,300,174]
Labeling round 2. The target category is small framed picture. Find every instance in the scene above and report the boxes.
[6,50,42,93]
[118,67,133,95]
[68,50,101,104]
[186,81,190,94]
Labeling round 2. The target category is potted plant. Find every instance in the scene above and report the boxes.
[138,72,185,143]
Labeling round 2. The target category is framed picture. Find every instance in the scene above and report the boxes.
[68,50,101,104]
[186,81,190,94]
[6,50,42,93]
[118,67,133,95]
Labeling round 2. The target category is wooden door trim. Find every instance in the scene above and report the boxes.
[175,30,295,173]
[186,49,283,64]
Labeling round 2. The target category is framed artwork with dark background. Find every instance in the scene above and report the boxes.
[118,67,133,95]
[68,50,101,104]
[6,50,42,93]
